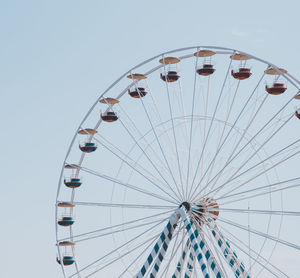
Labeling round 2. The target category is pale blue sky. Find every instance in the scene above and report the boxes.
[1,0,300,277]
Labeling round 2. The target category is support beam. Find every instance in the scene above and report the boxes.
[184,246,195,278]
[136,205,234,278]
[179,206,211,278]
[136,211,180,278]
[207,219,250,278]
[149,219,178,278]
[172,240,191,278]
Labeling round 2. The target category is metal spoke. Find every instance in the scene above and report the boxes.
[117,103,174,178]
[219,224,289,278]
[212,112,294,197]
[218,216,300,251]
[68,217,167,277]
[93,135,179,202]
[113,104,182,202]
[186,50,199,200]
[187,54,234,200]
[85,232,162,278]
[117,86,183,201]
[73,218,168,244]
[207,207,300,217]
[144,79,177,161]
[58,210,173,242]
[216,177,300,205]
[202,79,241,196]
[70,201,175,210]
[95,128,169,186]
[78,165,178,204]
[194,87,300,200]
[118,235,158,278]
[190,77,268,201]
[161,57,186,200]
[206,93,270,194]
[203,139,300,199]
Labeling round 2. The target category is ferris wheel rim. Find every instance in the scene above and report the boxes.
[55,45,300,201]
[55,45,300,278]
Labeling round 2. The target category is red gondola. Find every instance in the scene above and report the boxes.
[196,64,215,76]
[265,83,287,95]
[231,68,252,80]
[128,87,148,98]
[101,111,118,122]
[160,71,180,82]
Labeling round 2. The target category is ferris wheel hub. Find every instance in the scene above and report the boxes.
[180,201,191,211]
[193,198,219,225]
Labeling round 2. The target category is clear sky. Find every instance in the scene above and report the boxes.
[1,0,300,277]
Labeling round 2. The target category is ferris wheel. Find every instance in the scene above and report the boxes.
[55,46,300,278]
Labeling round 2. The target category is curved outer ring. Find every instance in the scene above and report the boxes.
[55,45,300,277]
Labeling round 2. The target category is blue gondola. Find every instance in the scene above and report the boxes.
[79,142,97,153]
[64,178,82,188]
[58,217,74,227]
[56,256,75,266]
